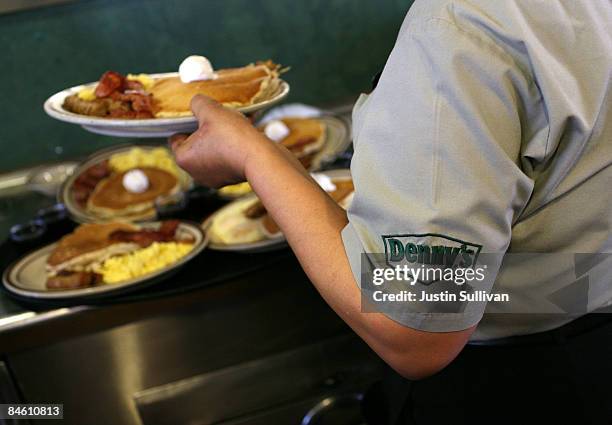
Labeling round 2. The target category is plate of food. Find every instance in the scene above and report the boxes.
[44,57,289,138]
[217,115,350,199]
[2,220,206,299]
[205,169,354,253]
[59,145,192,223]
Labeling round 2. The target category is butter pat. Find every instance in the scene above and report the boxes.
[77,87,97,101]
[264,120,290,142]
[122,169,150,193]
[179,55,217,83]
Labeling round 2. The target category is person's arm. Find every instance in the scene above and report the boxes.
[170,96,474,380]
[246,125,474,380]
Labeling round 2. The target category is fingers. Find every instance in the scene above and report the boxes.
[168,132,195,171]
[168,133,189,150]
[191,94,252,128]
[190,94,223,126]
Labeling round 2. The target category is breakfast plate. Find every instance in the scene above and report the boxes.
[204,169,353,253]
[288,115,350,171]
[2,221,207,300]
[59,144,192,224]
[44,72,290,138]
[203,193,289,253]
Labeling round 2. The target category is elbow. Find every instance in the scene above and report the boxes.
[389,356,451,381]
[364,321,475,381]
[382,343,465,381]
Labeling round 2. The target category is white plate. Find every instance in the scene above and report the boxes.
[58,144,192,224]
[309,116,351,170]
[2,221,207,300]
[44,73,290,138]
[258,103,323,124]
[204,169,352,253]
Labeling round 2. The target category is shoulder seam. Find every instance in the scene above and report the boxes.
[403,16,535,85]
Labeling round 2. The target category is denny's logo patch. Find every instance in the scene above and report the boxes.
[382,233,482,269]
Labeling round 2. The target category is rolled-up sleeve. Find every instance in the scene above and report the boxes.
[343,17,535,332]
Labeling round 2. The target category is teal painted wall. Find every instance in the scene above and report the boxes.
[0,0,412,172]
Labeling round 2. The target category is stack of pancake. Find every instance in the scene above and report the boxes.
[269,117,326,168]
[86,167,180,220]
[150,60,283,117]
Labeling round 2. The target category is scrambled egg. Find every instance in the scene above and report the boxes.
[95,242,194,284]
[126,73,154,90]
[109,147,182,179]
[218,182,252,197]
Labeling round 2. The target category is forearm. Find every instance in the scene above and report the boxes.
[245,140,358,316]
[244,140,470,379]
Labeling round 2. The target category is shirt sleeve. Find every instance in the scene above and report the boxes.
[342,17,535,332]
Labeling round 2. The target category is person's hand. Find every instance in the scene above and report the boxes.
[169,95,271,188]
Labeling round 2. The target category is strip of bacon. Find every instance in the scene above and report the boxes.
[95,71,126,98]
[72,160,111,206]
[83,71,156,118]
[108,220,190,248]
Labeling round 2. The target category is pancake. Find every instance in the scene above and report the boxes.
[150,61,281,117]
[87,167,179,219]
[47,222,139,274]
[271,117,326,157]
[328,180,355,204]
[45,221,187,288]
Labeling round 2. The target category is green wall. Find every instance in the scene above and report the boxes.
[0,0,412,172]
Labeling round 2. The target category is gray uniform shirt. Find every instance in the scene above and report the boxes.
[342,0,612,340]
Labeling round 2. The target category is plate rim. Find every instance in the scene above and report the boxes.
[311,115,351,170]
[2,220,208,300]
